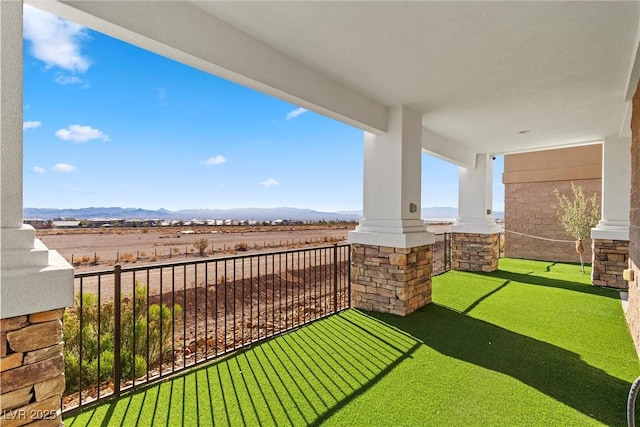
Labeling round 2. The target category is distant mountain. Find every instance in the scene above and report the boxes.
[23,207,174,220]
[24,206,503,222]
[23,207,361,222]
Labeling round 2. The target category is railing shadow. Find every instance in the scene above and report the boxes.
[66,287,632,426]
[65,310,419,427]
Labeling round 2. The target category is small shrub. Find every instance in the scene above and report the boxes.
[235,242,248,252]
[120,252,136,263]
[193,238,209,256]
[63,282,181,395]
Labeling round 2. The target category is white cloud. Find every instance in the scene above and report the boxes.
[23,5,91,73]
[51,163,76,173]
[23,121,42,130]
[32,166,45,174]
[285,107,308,121]
[260,178,279,187]
[54,73,88,87]
[55,125,109,143]
[203,155,227,166]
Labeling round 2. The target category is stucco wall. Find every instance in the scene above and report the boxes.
[628,82,640,355]
[503,145,602,263]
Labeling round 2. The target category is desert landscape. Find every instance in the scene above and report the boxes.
[37,223,451,271]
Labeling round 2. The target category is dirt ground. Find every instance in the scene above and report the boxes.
[37,223,450,271]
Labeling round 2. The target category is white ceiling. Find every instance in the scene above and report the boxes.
[37,1,640,160]
[192,1,639,155]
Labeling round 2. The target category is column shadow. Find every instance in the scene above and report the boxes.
[365,304,633,427]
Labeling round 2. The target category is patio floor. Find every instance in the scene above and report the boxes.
[65,258,639,426]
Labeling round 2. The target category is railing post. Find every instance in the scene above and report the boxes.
[348,245,352,308]
[333,244,338,312]
[113,264,122,396]
[445,232,450,271]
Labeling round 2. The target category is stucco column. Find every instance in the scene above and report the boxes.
[0,3,73,424]
[591,137,631,288]
[1,0,73,317]
[349,105,434,316]
[449,153,501,272]
[591,137,631,240]
[349,105,434,248]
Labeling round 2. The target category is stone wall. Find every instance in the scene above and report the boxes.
[451,233,499,272]
[1,309,65,427]
[504,179,601,263]
[591,239,629,289]
[351,244,432,316]
[628,80,640,356]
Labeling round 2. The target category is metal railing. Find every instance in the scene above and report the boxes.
[62,235,452,413]
[63,243,351,413]
[433,232,452,276]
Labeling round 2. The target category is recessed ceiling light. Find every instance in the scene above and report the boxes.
[518,130,531,134]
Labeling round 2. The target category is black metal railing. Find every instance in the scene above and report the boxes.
[62,235,452,413]
[63,244,351,413]
[433,232,451,276]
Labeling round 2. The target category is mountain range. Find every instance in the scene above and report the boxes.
[24,206,503,222]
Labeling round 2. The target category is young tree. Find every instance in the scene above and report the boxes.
[552,182,600,273]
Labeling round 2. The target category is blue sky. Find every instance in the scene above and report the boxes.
[22,5,504,213]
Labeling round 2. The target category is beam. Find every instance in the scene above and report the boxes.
[422,128,476,169]
[29,0,388,134]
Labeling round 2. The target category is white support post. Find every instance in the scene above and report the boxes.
[0,0,74,319]
[591,137,631,241]
[349,105,434,248]
[449,153,501,234]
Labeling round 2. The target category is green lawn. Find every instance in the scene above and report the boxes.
[65,259,639,426]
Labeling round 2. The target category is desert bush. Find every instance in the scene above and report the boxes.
[63,282,181,395]
[120,252,136,263]
[193,238,209,256]
[235,242,248,252]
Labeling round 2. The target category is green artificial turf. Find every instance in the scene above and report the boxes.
[65,258,639,426]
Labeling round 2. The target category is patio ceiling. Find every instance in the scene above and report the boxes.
[33,1,640,163]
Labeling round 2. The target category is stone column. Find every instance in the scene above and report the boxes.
[349,105,435,316]
[449,153,501,272]
[1,310,66,426]
[1,2,73,425]
[591,137,631,288]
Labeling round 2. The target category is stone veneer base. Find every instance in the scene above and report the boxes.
[591,239,629,289]
[1,309,65,427]
[351,244,433,316]
[451,233,500,272]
